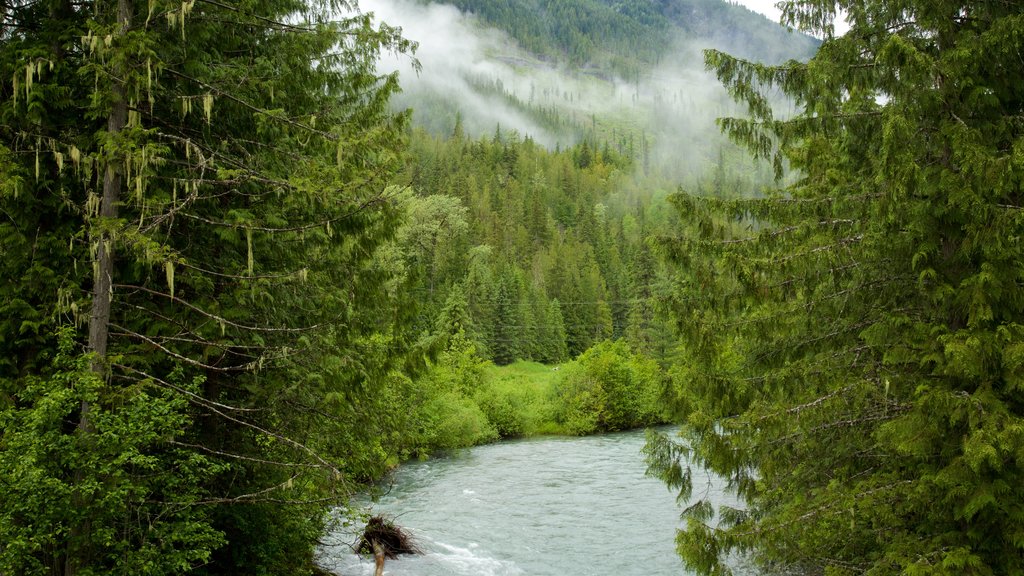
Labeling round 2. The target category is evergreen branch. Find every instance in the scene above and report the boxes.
[110,323,262,372]
[718,219,859,245]
[163,68,336,140]
[781,385,855,417]
[176,260,307,281]
[141,132,296,208]
[752,319,876,364]
[148,120,303,170]
[112,363,263,413]
[118,302,265,356]
[193,0,317,33]
[134,332,262,356]
[721,276,911,332]
[772,234,865,264]
[175,190,397,233]
[773,404,911,445]
[733,480,915,538]
[113,284,324,333]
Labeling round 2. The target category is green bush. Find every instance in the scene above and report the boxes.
[475,361,564,437]
[553,340,666,434]
[401,333,497,456]
[414,391,498,453]
[475,383,527,437]
[551,363,604,435]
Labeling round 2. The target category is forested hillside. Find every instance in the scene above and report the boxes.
[392,128,678,364]
[435,0,818,72]
[645,1,1024,575]
[371,0,815,183]
[7,0,1019,575]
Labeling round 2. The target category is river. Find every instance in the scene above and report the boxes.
[317,427,742,575]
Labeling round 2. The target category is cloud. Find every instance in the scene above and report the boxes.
[360,0,564,145]
[357,0,802,183]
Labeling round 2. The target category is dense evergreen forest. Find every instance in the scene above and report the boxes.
[436,0,819,71]
[2,0,1023,575]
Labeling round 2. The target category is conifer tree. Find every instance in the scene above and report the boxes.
[0,0,414,573]
[465,244,498,357]
[544,298,570,363]
[648,2,1024,574]
[491,266,522,366]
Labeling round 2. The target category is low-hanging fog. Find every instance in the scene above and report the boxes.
[358,0,810,182]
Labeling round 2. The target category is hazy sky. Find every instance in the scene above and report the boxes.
[731,0,851,36]
[733,0,784,23]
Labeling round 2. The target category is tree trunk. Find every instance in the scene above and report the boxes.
[373,540,386,576]
[71,0,131,573]
[87,0,130,381]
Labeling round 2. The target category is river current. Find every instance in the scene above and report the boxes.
[318,427,738,575]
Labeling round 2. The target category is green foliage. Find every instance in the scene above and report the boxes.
[409,389,499,455]
[399,332,498,456]
[651,2,1024,574]
[554,340,665,434]
[412,347,667,444]
[541,299,570,364]
[475,361,563,437]
[1,0,418,573]
[0,330,222,574]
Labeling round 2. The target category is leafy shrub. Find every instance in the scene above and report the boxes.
[475,361,563,437]
[553,340,666,434]
[475,383,528,437]
[414,391,498,453]
[551,363,604,435]
[401,333,497,456]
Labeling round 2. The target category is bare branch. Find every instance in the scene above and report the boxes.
[111,324,261,372]
[168,440,321,468]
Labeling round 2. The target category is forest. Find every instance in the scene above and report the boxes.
[2,0,1023,575]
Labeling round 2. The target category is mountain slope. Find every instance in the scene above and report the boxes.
[437,0,818,74]
[368,0,816,182]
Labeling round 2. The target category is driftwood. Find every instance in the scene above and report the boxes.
[372,540,385,576]
[357,515,421,575]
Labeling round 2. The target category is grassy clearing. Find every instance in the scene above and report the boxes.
[475,360,575,437]
[410,342,671,456]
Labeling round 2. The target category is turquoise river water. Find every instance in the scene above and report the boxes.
[317,427,746,575]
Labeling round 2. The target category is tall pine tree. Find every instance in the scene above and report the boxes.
[648,1,1024,574]
[0,0,415,573]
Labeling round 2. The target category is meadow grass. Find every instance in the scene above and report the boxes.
[476,360,575,437]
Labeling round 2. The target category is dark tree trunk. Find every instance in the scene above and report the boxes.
[71,1,131,573]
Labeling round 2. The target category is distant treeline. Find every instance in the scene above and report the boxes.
[390,127,679,365]
[435,0,818,76]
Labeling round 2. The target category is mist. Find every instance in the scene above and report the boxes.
[360,0,565,146]
[359,0,806,183]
